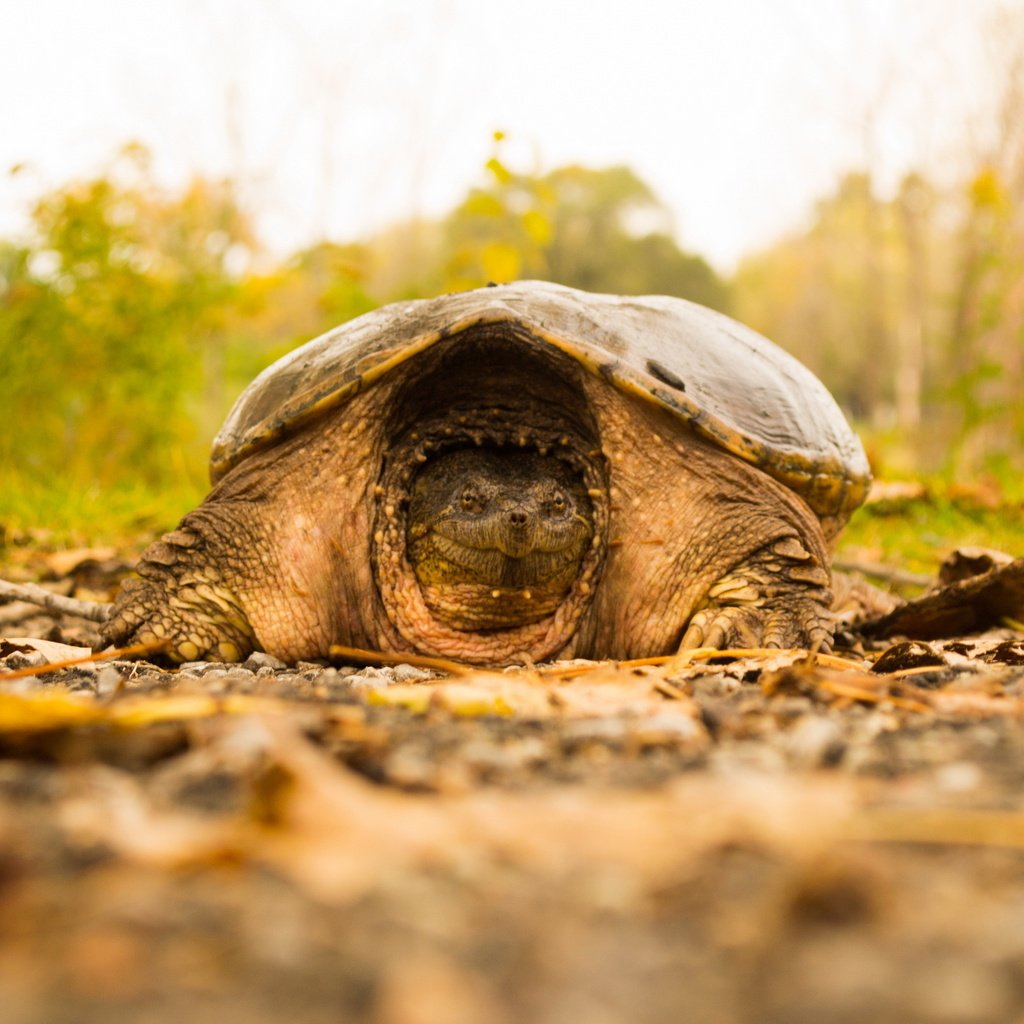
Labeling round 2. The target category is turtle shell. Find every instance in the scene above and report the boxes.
[211,281,870,519]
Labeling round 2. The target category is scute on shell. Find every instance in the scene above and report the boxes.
[210,281,870,519]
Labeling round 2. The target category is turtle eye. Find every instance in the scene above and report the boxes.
[460,490,481,511]
[549,492,567,514]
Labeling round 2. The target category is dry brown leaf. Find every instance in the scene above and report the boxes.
[0,636,93,664]
[44,547,118,578]
[928,690,1024,718]
[57,765,245,867]
[549,679,695,719]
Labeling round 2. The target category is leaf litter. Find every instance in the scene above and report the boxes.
[2,547,1024,1021]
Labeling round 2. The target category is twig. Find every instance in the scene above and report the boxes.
[539,648,866,681]
[327,644,471,675]
[816,678,932,713]
[883,663,953,679]
[833,558,933,589]
[0,578,112,623]
[0,640,170,681]
[653,679,690,700]
[668,647,865,671]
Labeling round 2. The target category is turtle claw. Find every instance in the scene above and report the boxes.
[680,597,833,653]
[680,534,834,653]
[760,602,833,652]
[102,575,256,664]
[680,605,763,651]
[101,527,258,664]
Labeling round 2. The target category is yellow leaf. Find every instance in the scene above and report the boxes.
[485,157,512,185]
[481,242,520,283]
[366,685,434,713]
[463,192,504,218]
[969,167,1007,210]
[522,209,552,245]
[432,683,515,717]
[0,692,100,731]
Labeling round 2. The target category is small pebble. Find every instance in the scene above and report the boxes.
[628,710,705,748]
[935,761,983,793]
[393,664,431,682]
[709,742,787,776]
[225,668,256,684]
[562,718,628,745]
[460,736,547,772]
[95,666,123,696]
[346,666,400,692]
[200,669,231,690]
[244,652,287,672]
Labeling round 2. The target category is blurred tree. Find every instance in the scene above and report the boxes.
[732,149,1024,479]
[233,240,375,358]
[440,137,730,310]
[945,165,1024,474]
[893,173,934,434]
[0,144,257,494]
[734,172,903,419]
[441,136,553,292]
[941,9,1024,475]
[543,165,730,310]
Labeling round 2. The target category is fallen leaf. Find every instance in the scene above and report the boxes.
[0,637,93,664]
[0,691,101,731]
[44,547,118,578]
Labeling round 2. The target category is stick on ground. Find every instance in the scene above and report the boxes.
[0,578,112,623]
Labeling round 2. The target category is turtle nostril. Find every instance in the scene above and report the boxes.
[507,510,528,527]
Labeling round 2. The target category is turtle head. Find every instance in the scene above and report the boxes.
[406,448,594,629]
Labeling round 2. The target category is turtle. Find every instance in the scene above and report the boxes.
[102,280,870,666]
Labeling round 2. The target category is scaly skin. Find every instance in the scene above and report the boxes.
[103,342,834,664]
[102,388,388,663]
[568,377,833,658]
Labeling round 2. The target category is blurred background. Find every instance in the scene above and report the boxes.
[2,0,1024,542]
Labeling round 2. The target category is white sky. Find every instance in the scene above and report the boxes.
[2,0,1018,269]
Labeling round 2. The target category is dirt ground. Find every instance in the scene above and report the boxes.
[3,544,1024,1023]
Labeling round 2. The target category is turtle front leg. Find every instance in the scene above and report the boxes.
[102,523,259,664]
[680,535,833,652]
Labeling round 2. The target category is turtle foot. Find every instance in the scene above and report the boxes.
[679,598,833,652]
[679,535,833,652]
[101,529,257,664]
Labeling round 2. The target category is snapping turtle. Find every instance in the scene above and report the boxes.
[103,281,870,665]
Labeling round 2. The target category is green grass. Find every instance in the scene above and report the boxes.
[838,491,1024,577]
[0,472,205,550]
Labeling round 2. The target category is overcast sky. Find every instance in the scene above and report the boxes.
[2,0,1018,269]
